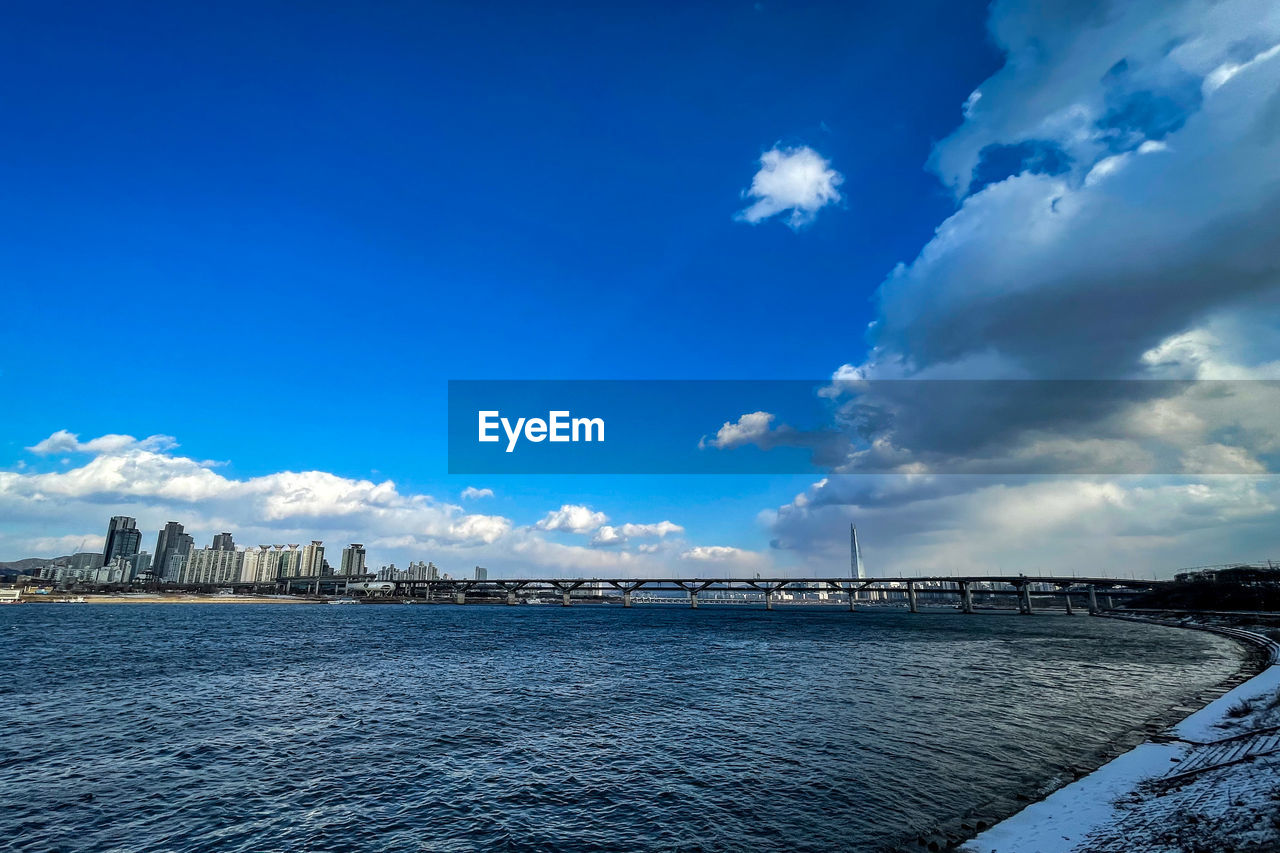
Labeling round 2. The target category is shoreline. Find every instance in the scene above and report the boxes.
[28,594,325,604]
[943,614,1280,853]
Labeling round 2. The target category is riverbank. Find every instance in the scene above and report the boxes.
[953,614,1280,853]
[32,594,323,604]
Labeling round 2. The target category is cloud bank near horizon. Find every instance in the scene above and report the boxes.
[0,431,753,577]
[764,0,1280,575]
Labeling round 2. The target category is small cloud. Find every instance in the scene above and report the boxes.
[536,504,608,534]
[27,430,178,456]
[590,525,627,547]
[682,545,748,561]
[734,145,843,229]
[460,486,494,500]
[590,520,684,547]
[700,411,775,450]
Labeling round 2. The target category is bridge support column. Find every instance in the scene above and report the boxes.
[1063,590,1074,615]
[562,591,572,607]
[689,591,699,609]
[506,591,517,605]
[1019,585,1033,615]
[848,588,856,612]
[764,591,773,610]
[622,591,632,608]
[454,592,466,605]
[907,582,918,613]
[1088,586,1100,615]
[961,582,974,614]
[1103,594,1113,610]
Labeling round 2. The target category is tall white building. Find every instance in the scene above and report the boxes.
[298,541,325,576]
[240,544,301,583]
[181,548,245,585]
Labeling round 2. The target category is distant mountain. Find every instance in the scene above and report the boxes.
[0,556,69,577]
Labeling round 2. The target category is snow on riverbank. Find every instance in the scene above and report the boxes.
[961,628,1280,853]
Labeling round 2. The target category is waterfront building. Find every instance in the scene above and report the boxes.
[181,547,245,585]
[102,516,141,566]
[211,532,235,551]
[340,544,367,576]
[298,541,325,576]
[239,544,300,584]
[130,551,152,581]
[474,566,488,581]
[69,551,103,577]
[153,522,193,581]
[94,555,135,584]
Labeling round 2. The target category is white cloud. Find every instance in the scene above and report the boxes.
[755,0,1280,576]
[27,430,177,456]
[682,545,747,561]
[534,504,609,534]
[590,520,684,547]
[700,411,776,450]
[767,475,1278,577]
[460,486,494,500]
[734,145,843,229]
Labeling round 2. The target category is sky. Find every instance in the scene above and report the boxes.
[3,0,1279,579]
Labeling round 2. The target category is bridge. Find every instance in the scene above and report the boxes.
[269,574,1165,615]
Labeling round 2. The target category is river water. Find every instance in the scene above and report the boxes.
[0,604,1240,852]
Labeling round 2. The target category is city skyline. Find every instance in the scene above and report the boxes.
[3,0,1280,578]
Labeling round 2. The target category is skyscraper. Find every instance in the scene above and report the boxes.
[102,516,138,566]
[153,521,187,581]
[850,524,865,580]
[211,532,235,551]
[340,544,367,576]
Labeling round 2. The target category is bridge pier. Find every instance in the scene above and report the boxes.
[1088,586,1100,615]
[1018,585,1033,615]
[562,591,572,607]
[907,582,918,613]
[506,591,517,605]
[764,591,773,610]
[454,592,466,605]
[622,591,632,608]
[689,590,699,609]
[1063,589,1074,615]
[848,588,856,612]
[960,581,974,614]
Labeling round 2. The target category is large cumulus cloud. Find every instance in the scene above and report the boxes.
[765,0,1280,575]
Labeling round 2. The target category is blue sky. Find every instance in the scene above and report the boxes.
[4,0,1280,577]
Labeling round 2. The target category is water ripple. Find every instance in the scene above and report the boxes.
[0,605,1239,851]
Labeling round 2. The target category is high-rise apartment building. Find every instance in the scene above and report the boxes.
[153,522,190,580]
[180,548,245,585]
[102,516,139,566]
[239,544,301,583]
[340,544,367,576]
[211,532,235,551]
[298,541,325,576]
